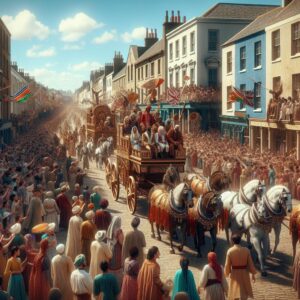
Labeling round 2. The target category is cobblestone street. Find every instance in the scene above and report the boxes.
[57,159,298,300]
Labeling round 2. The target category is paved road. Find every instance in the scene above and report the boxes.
[56,158,298,300]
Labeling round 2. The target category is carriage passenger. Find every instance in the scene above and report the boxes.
[155,126,169,158]
[130,127,141,151]
[141,124,157,158]
[167,125,183,158]
[123,117,131,135]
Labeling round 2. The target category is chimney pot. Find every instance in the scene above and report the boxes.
[171,10,174,22]
[183,16,186,23]
[155,29,157,38]
[178,10,181,23]
[165,10,169,22]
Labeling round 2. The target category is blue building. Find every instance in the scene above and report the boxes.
[220,7,278,144]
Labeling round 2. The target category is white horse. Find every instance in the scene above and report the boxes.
[229,185,292,276]
[95,137,114,169]
[221,179,265,243]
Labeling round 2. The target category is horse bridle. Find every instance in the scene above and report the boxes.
[262,194,286,217]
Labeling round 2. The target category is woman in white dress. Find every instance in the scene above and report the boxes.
[199,252,228,300]
[130,126,141,151]
[43,191,60,232]
[155,126,169,157]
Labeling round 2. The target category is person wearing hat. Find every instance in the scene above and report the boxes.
[80,210,97,266]
[89,230,112,280]
[43,191,60,233]
[23,185,45,233]
[95,199,112,230]
[90,186,102,212]
[122,216,146,267]
[55,186,72,229]
[44,223,58,260]
[51,244,74,300]
[66,206,83,261]
[70,254,93,300]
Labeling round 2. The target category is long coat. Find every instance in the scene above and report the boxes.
[65,215,83,261]
[137,259,164,300]
[23,196,45,232]
[80,220,97,265]
[51,254,74,300]
[224,244,256,300]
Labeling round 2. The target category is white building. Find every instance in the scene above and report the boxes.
[106,71,113,103]
[166,3,278,89]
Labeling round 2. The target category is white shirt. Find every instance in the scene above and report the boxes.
[70,269,93,295]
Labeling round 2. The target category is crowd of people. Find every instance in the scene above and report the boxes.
[184,131,300,197]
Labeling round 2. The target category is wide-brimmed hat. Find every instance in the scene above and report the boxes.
[9,223,21,234]
[85,210,95,220]
[95,230,106,242]
[72,205,81,215]
[56,243,65,254]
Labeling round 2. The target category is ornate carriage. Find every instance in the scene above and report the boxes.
[86,104,116,144]
[105,123,186,214]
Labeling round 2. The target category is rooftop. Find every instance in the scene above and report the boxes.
[203,2,278,20]
[136,39,164,65]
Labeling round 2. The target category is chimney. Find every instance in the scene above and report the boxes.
[146,27,149,38]
[177,11,181,23]
[145,28,159,48]
[171,10,174,22]
[165,11,169,23]
[155,29,157,38]
[282,0,293,6]
[183,16,186,23]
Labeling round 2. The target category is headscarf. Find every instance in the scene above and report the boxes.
[130,126,140,141]
[207,252,222,282]
[107,215,121,249]
[158,126,165,136]
[32,239,49,271]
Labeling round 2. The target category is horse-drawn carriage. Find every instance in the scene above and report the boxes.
[86,104,116,144]
[105,123,186,214]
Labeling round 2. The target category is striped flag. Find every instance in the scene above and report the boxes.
[14,85,32,103]
[229,86,254,107]
[167,87,180,105]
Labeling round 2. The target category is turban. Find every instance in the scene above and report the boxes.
[56,243,65,254]
[72,205,81,215]
[95,230,106,243]
[100,199,109,209]
[85,210,95,220]
[74,254,86,268]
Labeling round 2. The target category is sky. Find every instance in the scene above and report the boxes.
[0,0,281,92]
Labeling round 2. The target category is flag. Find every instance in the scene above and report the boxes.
[229,86,254,107]
[14,85,31,103]
[167,87,180,105]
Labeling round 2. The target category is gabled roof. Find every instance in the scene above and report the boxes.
[113,66,126,81]
[129,45,148,61]
[136,39,164,65]
[223,0,300,46]
[203,3,278,20]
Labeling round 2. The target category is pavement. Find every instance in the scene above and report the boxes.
[55,157,299,300]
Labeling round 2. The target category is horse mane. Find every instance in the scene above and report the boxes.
[201,191,215,209]
[243,179,260,195]
[209,171,230,192]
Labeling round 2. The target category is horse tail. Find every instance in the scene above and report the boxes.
[217,208,229,232]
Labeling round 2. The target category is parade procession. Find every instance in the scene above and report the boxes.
[1,0,300,299]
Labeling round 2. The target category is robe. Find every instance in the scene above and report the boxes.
[66,215,83,261]
[51,254,74,300]
[43,197,60,232]
[122,229,146,267]
[56,193,72,229]
[120,258,139,300]
[90,193,101,211]
[23,196,45,232]
[224,244,256,300]
[95,209,112,230]
[89,241,112,279]
[137,260,164,300]
[80,220,97,265]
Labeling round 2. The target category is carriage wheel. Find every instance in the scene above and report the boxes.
[105,161,112,188]
[127,176,137,214]
[111,164,120,201]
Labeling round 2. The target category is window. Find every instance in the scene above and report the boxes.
[273,76,281,91]
[254,82,261,110]
[227,51,232,74]
[138,68,140,81]
[182,36,187,56]
[169,43,173,61]
[141,66,144,80]
[127,66,130,82]
[131,65,133,81]
[240,46,246,71]
[190,68,195,85]
[150,62,154,77]
[175,40,179,58]
[227,86,232,110]
[169,71,173,87]
[272,30,280,60]
[145,65,148,78]
[175,71,179,88]
[240,84,246,110]
[208,30,218,51]
[254,41,262,68]
[182,69,186,86]
[292,22,300,56]
[208,68,218,88]
[190,31,195,52]
[292,74,300,100]
[157,59,161,74]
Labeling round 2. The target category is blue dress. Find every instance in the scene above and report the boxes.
[172,269,200,300]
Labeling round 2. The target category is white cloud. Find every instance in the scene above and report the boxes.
[93,30,117,44]
[26,45,56,58]
[2,10,50,40]
[59,13,103,42]
[30,68,83,91]
[70,61,102,72]
[121,27,146,43]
